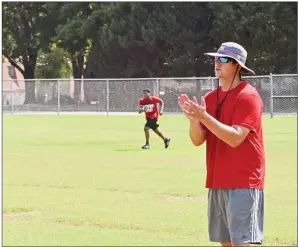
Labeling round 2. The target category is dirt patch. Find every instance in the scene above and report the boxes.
[44,220,148,232]
[3,210,41,220]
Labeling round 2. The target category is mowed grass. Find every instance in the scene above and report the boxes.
[3,114,297,246]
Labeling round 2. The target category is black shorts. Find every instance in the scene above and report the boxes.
[145,118,159,130]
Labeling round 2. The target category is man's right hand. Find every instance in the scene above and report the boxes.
[138,106,144,114]
[178,94,206,146]
[178,94,199,122]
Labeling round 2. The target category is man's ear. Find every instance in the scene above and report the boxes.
[239,67,244,80]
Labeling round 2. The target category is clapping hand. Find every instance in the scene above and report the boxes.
[178,94,207,121]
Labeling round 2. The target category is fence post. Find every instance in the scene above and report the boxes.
[57,79,60,116]
[211,77,214,90]
[106,80,109,116]
[156,78,160,96]
[10,79,14,115]
[269,73,274,118]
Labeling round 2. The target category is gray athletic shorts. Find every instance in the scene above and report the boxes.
[208,188,264,245]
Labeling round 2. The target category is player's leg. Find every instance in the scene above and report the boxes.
[153,127,170,148]
[150,119,171,148]
[227,188,264,246]
[144,126,150,144]
[153,127,165,140]
[208,189,232,245]
[142,119,150,149]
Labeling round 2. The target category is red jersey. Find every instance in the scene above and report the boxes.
[139,96,162,120]
[200,81,265,189]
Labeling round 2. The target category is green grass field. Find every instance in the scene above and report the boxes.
[3,115,297,246]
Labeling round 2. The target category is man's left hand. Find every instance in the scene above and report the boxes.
[159,111,163,116]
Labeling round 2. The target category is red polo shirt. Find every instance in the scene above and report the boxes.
[200,81,265,189]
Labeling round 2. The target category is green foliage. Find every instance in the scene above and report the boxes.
[2,2,63,103]
[84,3,215,78]
[84,2,296,78]
[209,2,297,75]
[3,2,297,83]
[2,2,62,76]
[35,46,72,79]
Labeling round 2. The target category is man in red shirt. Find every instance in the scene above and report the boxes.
[139,88,170,149]
[178,42,265,246]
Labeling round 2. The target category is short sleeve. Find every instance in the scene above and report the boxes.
[139,99,143,106]
[232,94,263,132]
[153,96,162,104]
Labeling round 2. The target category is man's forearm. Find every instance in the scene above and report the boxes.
[200,113,242,147]
[160,102,164,113]
[189,120,206,146]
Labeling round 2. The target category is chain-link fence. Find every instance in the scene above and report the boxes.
[271,74,297,114]
[2,74,297,117]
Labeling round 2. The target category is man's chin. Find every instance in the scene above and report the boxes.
[215,71,221,78]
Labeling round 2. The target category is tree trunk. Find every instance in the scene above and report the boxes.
[23,48,38,104]
[195,79,202,97]
[83,63,94,104]
[23,66,36,104]
[52,82,57,104]
[71,54,85,104]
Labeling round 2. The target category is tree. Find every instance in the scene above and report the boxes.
[35,46,72,79]
[53,2,93,103]
[2,2,62,103]
[209,2,297,75]
[84,2,215,78]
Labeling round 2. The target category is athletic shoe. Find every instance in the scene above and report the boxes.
[164,138,170,148]
[142,144,150,149]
